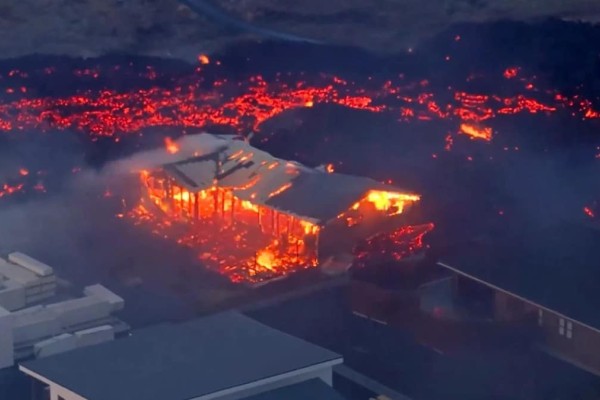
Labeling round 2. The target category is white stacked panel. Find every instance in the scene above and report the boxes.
[0,253,127,367]
[46,296,112,329]
[34,333,76,358]
[0,257,57,309]
[0,280,26,311]
[0,306,14,368]
[0,259,38,287]
[74,325,114,348]
[8,253,53,277]
[83,284,124,312]
[12,307,60,344]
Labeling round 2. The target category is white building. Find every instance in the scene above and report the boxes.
[0,253,126,369]
[20,312,343,400]
[0,252,57,311]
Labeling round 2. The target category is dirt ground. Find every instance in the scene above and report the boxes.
[1,0,599,61]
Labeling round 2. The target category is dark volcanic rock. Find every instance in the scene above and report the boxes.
[0,0,244,61]
[0,0,600,61]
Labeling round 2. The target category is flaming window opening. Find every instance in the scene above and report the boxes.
[127,133,427,284]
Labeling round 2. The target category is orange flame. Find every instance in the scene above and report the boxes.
[459,123,493,141]
[352,190,420,216]
[256,249,276,271]
[267,182,292,199]
[198,54,210,65]
[131,171,322,283]
[164,137,179,154]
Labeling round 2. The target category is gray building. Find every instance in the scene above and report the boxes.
[438,223,600,377]
[19,312,343,400]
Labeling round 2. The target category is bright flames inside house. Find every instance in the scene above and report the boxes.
[128,133,429,283]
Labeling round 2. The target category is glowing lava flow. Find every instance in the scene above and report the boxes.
[353,223,435,267]
[0,64,598,144]
[0,183,24,198]
[0,167,48,199]
[584,206,596,219]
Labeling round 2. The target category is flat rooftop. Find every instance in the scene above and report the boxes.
[438,223,600,330]
[20,312,341,400]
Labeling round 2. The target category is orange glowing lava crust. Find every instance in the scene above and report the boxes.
[584,206,596,219]
[0,64,598,143]
[353,223,435,266]
[0,62,598,203]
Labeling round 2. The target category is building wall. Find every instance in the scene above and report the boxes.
[445,272,600,377]
[348,280,418,323]
[492,289,600,376]
[494,291,537,322]
[538,309,600,376]
[48,384,87,400]
[195,365,335,400]
[0,307,14,368]
[23,363,338,400]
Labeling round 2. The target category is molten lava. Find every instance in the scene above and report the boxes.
[0,62,598,143]
[503,67,520,79]
[584,206,596,219]
[353,223,435,267]
[0,183,24,198]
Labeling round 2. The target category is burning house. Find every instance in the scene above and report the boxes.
[131,133,424,283]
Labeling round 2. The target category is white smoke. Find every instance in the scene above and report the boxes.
[106,133,229,174]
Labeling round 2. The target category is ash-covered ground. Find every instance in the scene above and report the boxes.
[2,0,600,60]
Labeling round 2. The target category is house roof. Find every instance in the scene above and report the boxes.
[242,379,348,400]
[438,223,600,330]
[265,172,389,223]
[161,133,412,225]
[20,312,341,400]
